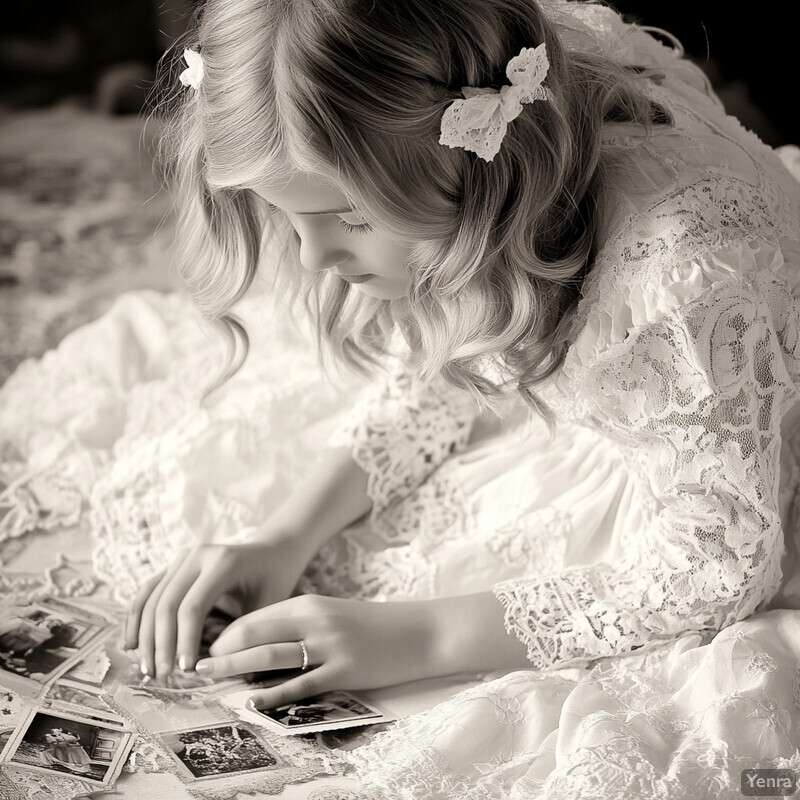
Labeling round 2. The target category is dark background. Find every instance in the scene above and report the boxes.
[0,0,797,146]
[0,0,195,114]
[610,1,796,147]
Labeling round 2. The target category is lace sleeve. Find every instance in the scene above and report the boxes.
[493,255,800,670]
[326,358,479,540]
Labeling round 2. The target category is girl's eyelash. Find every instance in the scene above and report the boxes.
[338,220,373,235]
[264,202,371,234]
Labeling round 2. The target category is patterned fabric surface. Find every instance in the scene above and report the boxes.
[0,105,178,386]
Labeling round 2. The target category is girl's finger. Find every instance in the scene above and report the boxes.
[208,611,300,657]
[247,665,336,712]
[175,560,236,671]
[124,570,165,650]
[195,642,309,679]
[151,559,205,679]
[137,558,196,678]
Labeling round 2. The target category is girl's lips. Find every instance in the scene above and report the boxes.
[338,273,375,283]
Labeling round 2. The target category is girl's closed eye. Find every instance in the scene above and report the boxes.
[264,202,372,235]
[337,216,373,235]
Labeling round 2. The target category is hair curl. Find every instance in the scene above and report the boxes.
[155,0,673,420]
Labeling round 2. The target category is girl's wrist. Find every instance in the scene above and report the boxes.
[427,593,532,676]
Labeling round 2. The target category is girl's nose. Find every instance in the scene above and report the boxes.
[297,227,351,274]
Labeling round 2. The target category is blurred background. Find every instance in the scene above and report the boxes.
[0,1,797,384]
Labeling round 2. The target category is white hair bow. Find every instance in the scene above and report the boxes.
[179,48,204,91]
[439,43,551,162]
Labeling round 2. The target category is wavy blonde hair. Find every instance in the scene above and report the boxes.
[156,0,673,419]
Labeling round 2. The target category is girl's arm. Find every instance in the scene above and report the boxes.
[198,591,532,704]
[265,444,372,553]
[129,358,480,678]
[488,263,797,671]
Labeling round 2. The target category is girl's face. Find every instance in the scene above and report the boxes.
[249,172,412,300]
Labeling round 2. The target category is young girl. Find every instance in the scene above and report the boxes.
[69,0,800,794]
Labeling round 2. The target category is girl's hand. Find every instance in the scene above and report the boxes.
[125,532,314,680]
[195,594,442,709]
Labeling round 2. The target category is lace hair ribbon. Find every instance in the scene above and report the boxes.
[439,43,551,162]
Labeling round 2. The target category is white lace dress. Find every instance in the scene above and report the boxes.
[2,4,800,799]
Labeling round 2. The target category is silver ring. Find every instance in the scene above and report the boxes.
[297,639,309,672]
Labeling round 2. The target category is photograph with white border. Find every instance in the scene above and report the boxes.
[255,691,388,735]
[0,707,134,787]
[0,597,115,697]
[160,721,285,781]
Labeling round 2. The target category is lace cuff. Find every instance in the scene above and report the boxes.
[493,267,799,670]
[327,359,478,541]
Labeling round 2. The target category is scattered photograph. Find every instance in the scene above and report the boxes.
[0,598,114,695]
[161,722,284,781]
[1,708,134,787]
[58,648,111,690]
[255,691,385,733]
[46,683,120,717]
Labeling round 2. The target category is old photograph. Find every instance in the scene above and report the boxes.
[256,691,385,732]
[161,722,283,780]
[1,708,134,786]
[0,598,114,695]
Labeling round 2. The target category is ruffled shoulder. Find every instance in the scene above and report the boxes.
[569,237,800,373]
[562,159,800,382]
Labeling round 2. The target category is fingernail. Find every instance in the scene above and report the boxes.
[178,655,194,672]
[139,662,149,677]
[195,660,213,676]
[245,698,261,713]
